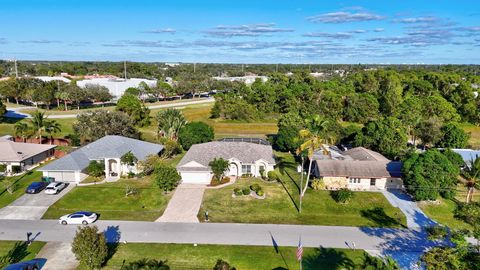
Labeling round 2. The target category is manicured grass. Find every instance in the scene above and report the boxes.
[199,153,407,228]
[42,176,171,221]
[459,123,480,149]
[0,117,75,138]
[0,241,46,263]
[0,171,43,208]
[95,243,366,270]
[419,198,472,230]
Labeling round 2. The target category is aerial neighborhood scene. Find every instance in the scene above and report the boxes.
[1,1,480,269]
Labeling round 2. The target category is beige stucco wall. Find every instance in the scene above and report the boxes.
[322,176,403,191]
[323,177,348,189]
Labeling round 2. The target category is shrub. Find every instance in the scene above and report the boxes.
[233,188,243,196]
[267,171,278,182]
[331,188,354,203]
[178,121,214,150]
[250,184,261,192]
[0,164,6,173]
[213,259,236,270]
[71,226,108,270]
[256,190,265,197]
[11,165,21,174]
[138,154,162,175]
[154,164,181,193]
[259,167,266,179]
[160,139,182,159]
[124,258,170,270]
[125,185,139,197]
[87,160,104,177]
[242,187,251,195]
[311,178,325,190]
[426,226,448,240]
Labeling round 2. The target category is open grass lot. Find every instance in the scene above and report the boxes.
[459,123,480,149]
[95,243,366,270]
[199,152,406,228]
[0,171,42,209]
[0,117,75,138]
[0,241,45,263]
[42,176,171,221]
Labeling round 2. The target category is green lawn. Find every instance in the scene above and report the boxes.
[42,176,171,221]
[0,117,75,138]
[0,171,43,208]
[0,241,45,264]
[199,153,407,228]
[459,123,480,149]
[419,198,472,230]
[94,243,366,270]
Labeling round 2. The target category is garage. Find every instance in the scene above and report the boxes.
[41,171,86,183]
[179,171,212,184]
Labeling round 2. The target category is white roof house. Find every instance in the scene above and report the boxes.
[35,76,71,83]
[76,78,157,98]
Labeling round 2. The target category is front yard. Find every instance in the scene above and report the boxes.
[42,176,171,221]
[96,243,366,270]
[199,153,407,228]
[0,171,42,208]
[0,241,45,263]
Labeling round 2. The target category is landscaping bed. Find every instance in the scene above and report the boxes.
[42,176,171,221]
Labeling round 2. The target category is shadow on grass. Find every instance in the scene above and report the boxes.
[303,247,356,270]
[1,241,30,265]
[360,207,406,228]
[0,171,34,197]
[104,225,121,265]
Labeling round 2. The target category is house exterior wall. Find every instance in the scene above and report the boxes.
[322,177,348,189]
[1,149,54,175]
[41,170,86,183]
[321,176,402,191]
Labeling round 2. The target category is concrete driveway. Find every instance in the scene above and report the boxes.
[36,242,78,270]
[157,184,205,223]
[0,184,74,220]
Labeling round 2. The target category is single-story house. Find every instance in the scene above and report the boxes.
[176,141,276,184]
[312,146,403,191]
[0,137,56,175]
[38,135,163,183]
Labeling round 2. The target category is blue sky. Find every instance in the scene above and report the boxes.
[0,0,479,64]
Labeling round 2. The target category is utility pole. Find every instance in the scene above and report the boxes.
[193,63,196,73]
[241,64,244,73]
[14,58,18,78]
[124,61,127,79]
[275,63,278,73]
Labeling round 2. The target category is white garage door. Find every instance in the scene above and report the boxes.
[43,171,77,182]
[180,172,211,184]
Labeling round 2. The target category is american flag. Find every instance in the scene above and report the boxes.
[296,236,303,261]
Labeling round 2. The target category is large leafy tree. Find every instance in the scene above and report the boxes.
[421,247,463,270]
[274,112,304,152]
[116,93,150,126]
[354,117,408,159]
[155,108,187,140]
[436,123,470,149]
[71,226,108,270]
[73,110,140,143]
[402,149,460,201]
[343,93,379,123]
[178,121,214,150]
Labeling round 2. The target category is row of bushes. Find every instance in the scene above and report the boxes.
[233,184,265,197]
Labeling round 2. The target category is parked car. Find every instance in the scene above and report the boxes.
[25,182,48,194]
[4,258,46,270]
[59,211,98,225]
[44,182,67,195]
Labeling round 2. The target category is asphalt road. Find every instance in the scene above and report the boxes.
[0,220,441,252]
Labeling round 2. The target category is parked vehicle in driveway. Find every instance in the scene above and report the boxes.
[4,258,46,270]
[44,182,67,195]
[25,182,49,194]
[59,211,98,225]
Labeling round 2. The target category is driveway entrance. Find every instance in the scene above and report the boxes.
[156,184,205,223]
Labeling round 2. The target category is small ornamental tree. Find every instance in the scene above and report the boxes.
[154,164,181,192]
[87,160,105,177]
[71,226,108,270]
[178,122,214,150]
[121,151,138,174]
[209,158,230,181]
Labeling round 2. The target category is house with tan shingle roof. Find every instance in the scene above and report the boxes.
[312,146,403,191]
[0,137,56,175]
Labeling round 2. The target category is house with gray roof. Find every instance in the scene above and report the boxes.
[0,137,56,175]
[312,146,403,191]
[39,135,163,183]
[177,141,276,184]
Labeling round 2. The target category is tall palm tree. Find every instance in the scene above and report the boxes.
[45,120,62,144]
[463,156,480,204]
[29,111,49,144]
[296,116,333,198]
[155,108,187,140]
[13,121,31,143]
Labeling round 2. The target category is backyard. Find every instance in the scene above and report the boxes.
[198,153,407,228]
[42,176,171,221]
[95,243,366,270]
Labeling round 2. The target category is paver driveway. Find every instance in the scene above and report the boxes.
[156,184,205,223]
[0,184,74,220]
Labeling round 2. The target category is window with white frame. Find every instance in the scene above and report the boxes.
[242,164,252,174]
[349,178,361,184]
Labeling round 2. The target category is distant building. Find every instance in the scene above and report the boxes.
[76,78,157,98]
[450,149,480,168]
[212,75,268,85]
[35,76,71,83]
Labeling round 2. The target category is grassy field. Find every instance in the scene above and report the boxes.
[0,171,42,209]
[0,117,75,138]
[199,153,407,228]
[0,241,45,264]
[459,123,480,149]
[42,176,171,221]
[93,243,366,270]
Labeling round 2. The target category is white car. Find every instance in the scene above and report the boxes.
[44,182,67,195]
[59,211,98,225]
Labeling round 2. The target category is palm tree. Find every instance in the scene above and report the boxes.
[29,111,49,144]
[13,121,31,142]
[296,116,333,211]
[463,156,480,204]
[155,108,187,140]
[45,120,62,144]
